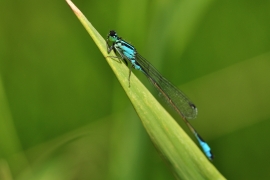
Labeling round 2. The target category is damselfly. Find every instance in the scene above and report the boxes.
[106,30,213,160]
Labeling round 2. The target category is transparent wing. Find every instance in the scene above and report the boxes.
[136,53,198,120]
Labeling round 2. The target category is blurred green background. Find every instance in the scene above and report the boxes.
[1,0,270,179]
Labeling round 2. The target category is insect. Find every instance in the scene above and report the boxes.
[106,30,213,160]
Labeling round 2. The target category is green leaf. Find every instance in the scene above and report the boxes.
[66,1,226,179]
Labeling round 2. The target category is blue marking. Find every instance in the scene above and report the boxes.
[195,133,213,160]
[115,40,142,71]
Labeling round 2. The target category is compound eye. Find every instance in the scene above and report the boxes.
[109,30,117,37]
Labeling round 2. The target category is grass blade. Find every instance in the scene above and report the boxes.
[66,1,225,179]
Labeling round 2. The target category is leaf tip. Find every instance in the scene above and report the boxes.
[66,0,82,17]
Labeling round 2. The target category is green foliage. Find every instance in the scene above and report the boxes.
[0,0,270,179]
